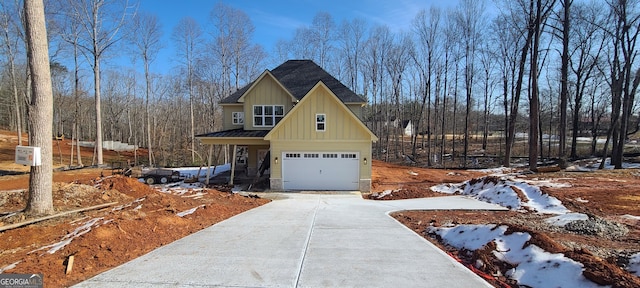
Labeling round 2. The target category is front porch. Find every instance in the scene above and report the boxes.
[196,129,271,187]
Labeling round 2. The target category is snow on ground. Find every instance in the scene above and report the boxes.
[545,213,589,226]
[566,158,640,172]
[172,164,231,180]
[622,215,640,221]
[370,189,398,199]
[176,205,205,217]
[428,224,602,288]
[30,217,110,255]
[430,176,569,214]
[629,252,640,277]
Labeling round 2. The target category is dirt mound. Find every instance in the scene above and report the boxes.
[565,249,640,288]
[91,176,156,199]
[0,170,269,288]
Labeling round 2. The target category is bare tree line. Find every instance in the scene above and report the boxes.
[1,0,640,170]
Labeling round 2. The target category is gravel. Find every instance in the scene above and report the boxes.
[564,214,629,239]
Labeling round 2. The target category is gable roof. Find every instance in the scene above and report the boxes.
[264,81,377,142]
[236,70,297,103]
[220,60,366,104]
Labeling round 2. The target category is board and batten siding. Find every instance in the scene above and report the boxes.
[222,104,243,131]
[241,74,294,131]
[268,88,369,141]
[266,83,374,191]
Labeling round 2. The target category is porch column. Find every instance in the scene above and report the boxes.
[229,144,237,185]
[205,144,213,185]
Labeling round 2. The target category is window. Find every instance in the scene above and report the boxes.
[253,105,284,127]
[232,112,244,125]
[316,114,326,131]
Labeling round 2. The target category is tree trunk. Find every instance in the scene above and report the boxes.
[93,58,103,165]
[145,54,153,167]
[24,0,54,215]
[559,0,570,167]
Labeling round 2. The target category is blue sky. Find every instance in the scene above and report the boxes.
[135,0,463,74]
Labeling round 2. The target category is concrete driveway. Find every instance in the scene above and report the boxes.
[74,193,507,287]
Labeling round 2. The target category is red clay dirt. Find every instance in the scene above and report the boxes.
[0,130,269,287]
[1,129,640,287]
[373,162,640,287]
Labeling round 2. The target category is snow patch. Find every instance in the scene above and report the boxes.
[545,213,589,227]
[0,261,21,273]
[31,217,105,254]
[429,224,602,288]
[431,176,569,214]
[621,214,640,221]
[176,205,205,217]
[371,189,398,199]
[628,252,640,277]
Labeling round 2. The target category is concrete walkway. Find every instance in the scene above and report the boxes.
[74,193,507,288]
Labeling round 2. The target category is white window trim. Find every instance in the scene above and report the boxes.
[232,112,244,125]
[253,105,284,127]
[316,113,326,132]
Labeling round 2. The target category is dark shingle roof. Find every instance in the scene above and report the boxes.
[195,129,269,138]
[220,60,365,104]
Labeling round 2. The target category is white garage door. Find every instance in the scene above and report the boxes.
[282,152,359,190]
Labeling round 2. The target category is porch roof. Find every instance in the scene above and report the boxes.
[195,129,270,146]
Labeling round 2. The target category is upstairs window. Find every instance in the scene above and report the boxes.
[232,112,244,125]
[316,114,326,131]
[253,105,284,127]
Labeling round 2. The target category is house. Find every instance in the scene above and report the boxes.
[195,60,378,191]
[401,120,413,137]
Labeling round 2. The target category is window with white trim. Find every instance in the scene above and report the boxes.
[232,112,244,125]
[316,114,326,131]
[253,105,284,127]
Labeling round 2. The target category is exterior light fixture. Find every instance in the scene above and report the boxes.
[364,157,367,165]
[275,157,278,164]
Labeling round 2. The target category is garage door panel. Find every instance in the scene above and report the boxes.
[282,152,359,190]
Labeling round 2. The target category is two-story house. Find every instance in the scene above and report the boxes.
[196,60,377,191]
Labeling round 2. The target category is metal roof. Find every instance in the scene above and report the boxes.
[195,129,270,138]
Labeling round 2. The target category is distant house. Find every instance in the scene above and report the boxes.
[365,112,414,136]
[401,120,413,137]
[196,60,378,191]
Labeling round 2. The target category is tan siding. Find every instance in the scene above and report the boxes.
[270,88,369,141]
[346,103,363,119]
[269,140,372,179]
[222,105,243,130]
[243,75,294,130]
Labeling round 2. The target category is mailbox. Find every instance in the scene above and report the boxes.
[15,146,41,166]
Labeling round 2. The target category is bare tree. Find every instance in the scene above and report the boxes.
[24,0,53,215]
[453,0,486,167]
[600,0,640,169]
[172,16,202,164]
[362,25,392,160]
[385,33,413,159]
[70,0,132,166]
[130,12,163,166]
[311,12,335,68]
[557,0,571,165]
[568,1,605,159]
[210,2,257,93]
[412,7,441,164]
[528,0,556,171]
[0,1,25,145]
[338,18,367,94]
